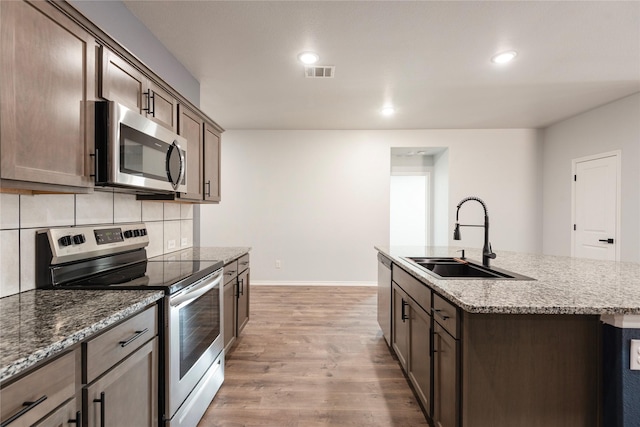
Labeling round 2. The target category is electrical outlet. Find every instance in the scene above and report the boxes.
[167,239,176,250]
[631,339,640,371]
[181,237,188,247]
[275,260,281,269]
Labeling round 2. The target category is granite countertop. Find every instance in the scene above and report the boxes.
[0,289,163,382]
[148,246,251,264]
[376,246,640,315]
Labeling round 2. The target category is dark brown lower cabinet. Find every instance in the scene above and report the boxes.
[224,254,251,355]
[409,303,432,413]
[237,268,250,334]
[433,322,458,427]
[223,277,238,352]
[392,282,432,414]
[84,338,157,427]
[391,283,409,370]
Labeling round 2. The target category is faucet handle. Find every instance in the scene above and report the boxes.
[456,249,466,259]
[485,244,497,259]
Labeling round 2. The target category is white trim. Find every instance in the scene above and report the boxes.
[251,280,377,287]
[570,150,622,261]
[600,314,640,329]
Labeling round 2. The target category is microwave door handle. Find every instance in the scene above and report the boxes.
[166,141,185,190]
[177,144,185,188]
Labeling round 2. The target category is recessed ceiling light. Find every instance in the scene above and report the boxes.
[298,52,319,65]
[381,106,395,116]
[491,50,517,64]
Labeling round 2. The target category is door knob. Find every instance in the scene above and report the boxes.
[598,238,615,244]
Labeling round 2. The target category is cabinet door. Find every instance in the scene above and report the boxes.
[100,47,145,114]
[84,338,157,427]
[433,323,458,427]
[237,269,250,334]
[33,398,80,427]
[391,283,409,371]
[147,80,177,132]
[223,280,237,353]
[0,0,96,188]
[203,122,221,202]
[408,302,431,415]
[178,105,204,201]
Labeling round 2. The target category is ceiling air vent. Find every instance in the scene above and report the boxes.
[304,65,335,78]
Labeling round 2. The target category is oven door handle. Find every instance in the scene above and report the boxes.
[170,270,223,308]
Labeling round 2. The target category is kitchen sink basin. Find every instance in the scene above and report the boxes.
[404,257,534,280]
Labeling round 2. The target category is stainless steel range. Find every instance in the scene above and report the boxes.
[35,223,224,427]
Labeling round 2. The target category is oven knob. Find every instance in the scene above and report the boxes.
[134,229,141,237]
[72,234,86,245]
[124,230,134,239]
[58,235,72,247]
[140,228,147,236]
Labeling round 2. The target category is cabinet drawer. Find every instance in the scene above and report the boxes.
[392,265,431,313]
[433,294,459,338]
[84,305,157,384]
[0,350,77,426]
[224,260,238,284]
[237,253,250,273]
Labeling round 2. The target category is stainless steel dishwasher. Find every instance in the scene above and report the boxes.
[377,253,392,346]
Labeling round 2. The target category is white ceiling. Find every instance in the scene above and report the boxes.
[123,0,640,130]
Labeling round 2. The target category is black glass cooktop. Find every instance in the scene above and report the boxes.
[62,259,222,294]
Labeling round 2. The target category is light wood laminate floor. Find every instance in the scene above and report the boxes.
[199,285,429,427]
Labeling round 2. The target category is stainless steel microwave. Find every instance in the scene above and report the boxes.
[93,101,187,193]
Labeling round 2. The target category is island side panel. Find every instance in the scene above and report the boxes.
[461,313,601,427]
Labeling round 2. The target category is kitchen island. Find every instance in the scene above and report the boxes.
[375,246,640,427]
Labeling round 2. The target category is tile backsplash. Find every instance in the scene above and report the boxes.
[0,190,194,297]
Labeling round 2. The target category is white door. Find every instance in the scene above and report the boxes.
[573,154,619,261]
[390,175,429,247]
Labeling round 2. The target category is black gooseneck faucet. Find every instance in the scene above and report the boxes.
[453,196,497,267]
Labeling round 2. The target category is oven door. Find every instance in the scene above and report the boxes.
[168,268,223,416]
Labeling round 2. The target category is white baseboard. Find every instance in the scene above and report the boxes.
[251,280,377,287]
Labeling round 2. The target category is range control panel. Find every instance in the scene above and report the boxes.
[42,223,149,265]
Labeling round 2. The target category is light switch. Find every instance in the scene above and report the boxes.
[631,339,640,371]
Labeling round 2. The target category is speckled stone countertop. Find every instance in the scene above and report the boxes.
[0,289,163,382]
[376,246,640,315]
[148,246,251,264]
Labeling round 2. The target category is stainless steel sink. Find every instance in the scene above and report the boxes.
[404,257,534,280]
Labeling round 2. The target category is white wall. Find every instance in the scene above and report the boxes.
[199,129,542,284]
[542,93,640,262]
